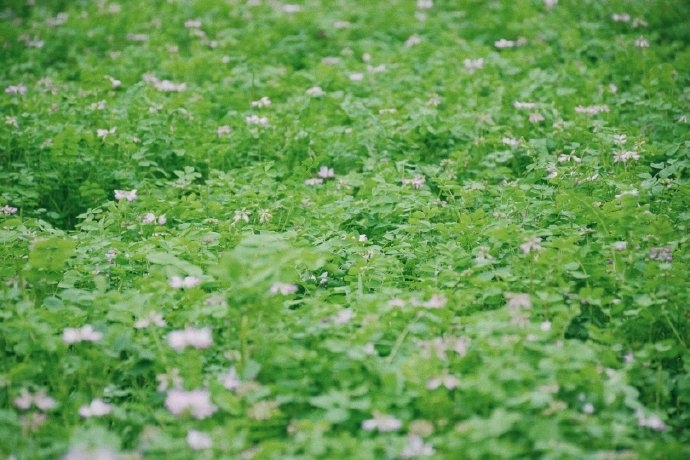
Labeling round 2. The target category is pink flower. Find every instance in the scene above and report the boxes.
[269,282,298,295]
[165,389,217,419]
[5,84,27,95]
[1,205,18,215]
[166,327,213,351]
[187,430,212,450]
[79,399,114,418]
[169,275,201,289]
[114,189,137,202]
[362,412,403,432]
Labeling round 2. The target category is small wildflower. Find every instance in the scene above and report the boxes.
[426,374,461,390]
[677,115,688,124]
[424,294,446,309]
[62,324,103,344]
[251,96,271,108]
[14,389,57,411]
[612,13,631,22]
[649,246,672,263]
[157,214,167,225]
[184,19,202,29]
[156,368,183,392]
[495,39,516,49]
[358,234,368,242]
[165,389,217,419]
[1,205,18,215]
[5,116,18,127]
[317,166,335,179]
[529,112,545,123]
[114,189,137,202]
[613,150,640,163]
[362,412,403,432]
[282,4,301,13]
[502,137,520,147]
[169,275,202,289]
[62,447,118,460]
[463,58,484,71]
[540,321,552,331]
[304,177,324,186]
[232,208,251,224]
[401,176,426,189]
[379,108,397,114]
[245,114,269,126]
[216,125,232,137]
[333,20,351,29]
[258,208,272,224]
[127,33,148,42]
[134,311,166,329]
[220,367,242,391]
[5,84,27,95]
[106,75,121,88]
[634,36,649,48]
[544,0,557,9]
[269,282,298,295]
[401,435,435,458]
[416,0,433,9]
[505,292,532,311]
[636,409,667,431]
[613,241,628,251]
[513,101,537,110]
[582,403,595,414]
[520,237,543,254]
[575,104,610,115]
[78,399,114,418]
[613,134,627,145]
[614,189,639,199]
[349,73,364,82]
[187,430,212,450]
[306,86,325,97]
[167,327,213,351]
[154,79,186,92]
[97,127,116,139]
[405,34,422,47]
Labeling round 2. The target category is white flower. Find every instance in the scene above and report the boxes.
[613,150,640,163]
[332,309,354,325]
[574,104,610,115]
[582,403,595,414]
[401,435,435,458]
[520,237,543,254]
[612,13,631,22]
[282,4,301,13]
[362,412,402,432]
[613,134,627,145]
[62,447,119,460]
[258,208,272,224]
[142,212,156,224]
[416,0,433,9]
[245,114,269,126]
[134,311,166,329]
[269,282,298,295]
[333,20,351,29]
[63,324,103,344]
[613,241,628,251]
[401,176,425,189]
[231,208,250,224]
[216,125,232,137]
[5,84,27,95]
[540,321,552,331]
[614,189,639,199]
[424,294,446,309]
[114,189,137,202]
[349,73,364,82]
[169,275,202,289]
[187,430,212,450]
[358,234,368,242]
[513,101,537,110]
[167,327,213,351]
[634,36,649,48]
[97,127,116,139]
[495,39,516,49]
[251,96,271,108]
[14,389,56,411]
[165,389,217,419]
[636,409,666,431]
[153,79,186,92]
[184,19,202,29]
[79,399,114,418]
[220,367,242,391]
[502,137,519,147]
[505,292,532,311]
[405,34,422,48]
[306,86,325,97]
[426,374,460,390]
[544,0,557,9]
[1,205,18,215]
[529,112,545,123]
[106,76,121,88]
[157,214,167,225]
[463,58,484,71]
[304,177,324,186]
[317,166,335,179]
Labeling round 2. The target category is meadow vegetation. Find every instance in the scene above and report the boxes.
[1,0,689,458]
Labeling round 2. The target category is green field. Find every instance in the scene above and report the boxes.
[1,0,689,458]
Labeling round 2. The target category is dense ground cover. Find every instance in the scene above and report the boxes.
[1,0,689,458]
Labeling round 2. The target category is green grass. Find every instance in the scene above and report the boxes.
[1,0,690,458]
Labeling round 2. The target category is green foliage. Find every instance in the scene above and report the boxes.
[1,0,689,458]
